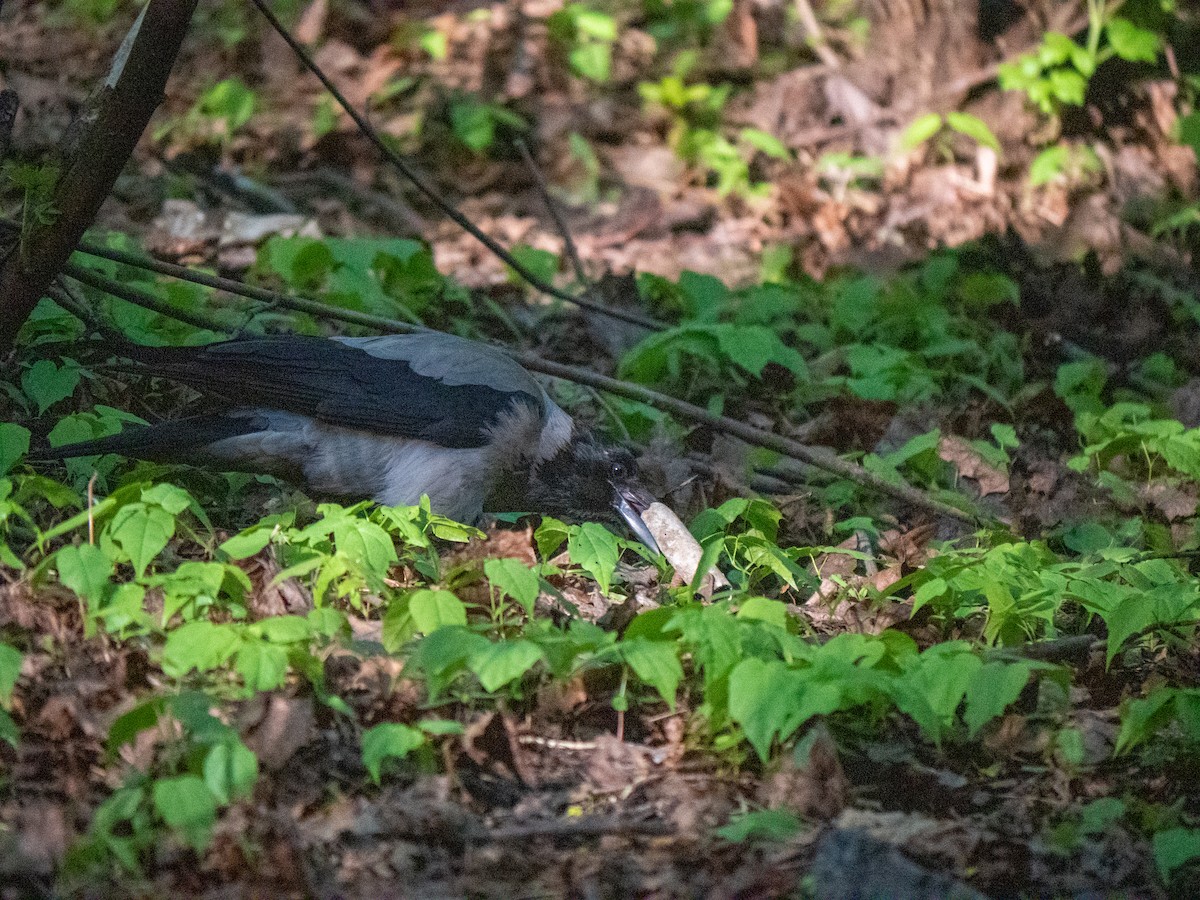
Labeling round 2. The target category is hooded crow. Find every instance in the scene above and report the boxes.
[44,332,661,551]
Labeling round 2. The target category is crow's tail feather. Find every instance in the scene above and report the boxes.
[33,413,265,462]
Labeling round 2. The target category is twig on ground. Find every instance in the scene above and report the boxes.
[487,817,675,841]
[246,0,662,331]
[516,735,598,751]
[515,138,588,285]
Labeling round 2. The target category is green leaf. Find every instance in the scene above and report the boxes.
[408,588,468,634]
[945,112,1000,152]
[898,112,943,152]
[106,698,166,753]
[0,710,17,747]
[739,127,789,159]
[1154,828,1200,880]
[235,640,289,691]
[0,643,22,701]
[107,503,176,577]
[21,359,80,414]
[408,626,491,698]
[964,660,1036,737]
[162,621,241,677]
[468,639,545,692]
[331,516,398,578]
[55,543,113,603]
[895,644,982,740]
[1177,111,1200,158]
[568,522,620,594]
[716,809,803,843]
[203,740,258,804]
[729,658,826,761]
[250,615,312,644]
[621,639,682,707]
[484,557,540,613]
[0,423,30,477]
[911,576,948,616]
[569,41,612,82]
[1106,18,1160,64]
[736,596,788,630]
[152,775,217,851]
[450,96,498,152]
[1115,687,1184,754]
[534,516,571,559]
[361,722,426,783]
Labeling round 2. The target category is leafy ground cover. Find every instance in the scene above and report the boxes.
[3,1,1200,897]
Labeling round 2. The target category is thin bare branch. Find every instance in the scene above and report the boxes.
[245,0,662,331]
[62,261,232,334]
[515,138,588,285]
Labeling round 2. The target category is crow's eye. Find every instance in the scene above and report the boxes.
[609,461,628,480]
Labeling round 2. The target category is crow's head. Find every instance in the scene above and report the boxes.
[518,436,660,553]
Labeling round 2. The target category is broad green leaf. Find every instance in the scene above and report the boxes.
[21,359,80,414]
[106,697,166,752]
[141,483,192,515]
[729,658,834,761]
[408,589,467,634]
[898,112,943,151]
[964,660,1037,737]
[911,576,948,615]
[1178,111,1200,158]
[736,597,788,630]
[55,543,113,603]
[468,639,545,692]
[170,692,234,743]
[331,516,398,578]
[408,626,491,698]
[1106,18,1160,63]
[0,643,22,701]
[1153,828,1200,880]
[739,127,789,159]
[219,527,273,559]
[1115,687,1184,754]
[716,809,803,843]
[945,112,1000,152]
[235,640,289,691]
[621,639,682,707]
[568,522,620,594]
[484,557,540,613]
[569,41,612,82]
[0,710,17,747]
[0,423,31,476]
[534,516,571,559]
[152,775,217,851]
[162,621,241,677]
[203,740,258,804]
[250,615,312,644]
[362,722,426,782]
[107,503,175,576]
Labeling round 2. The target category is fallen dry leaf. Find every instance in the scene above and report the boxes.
[938,435,1009,496]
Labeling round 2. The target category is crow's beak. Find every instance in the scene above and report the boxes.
[612,484,662,556]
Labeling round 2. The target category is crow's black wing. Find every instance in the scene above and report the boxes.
[126,333,544,448]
